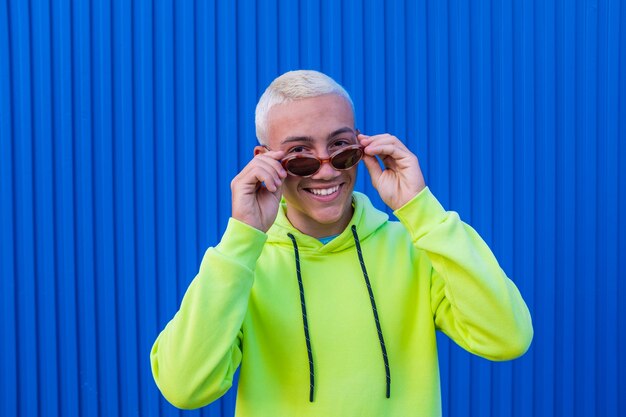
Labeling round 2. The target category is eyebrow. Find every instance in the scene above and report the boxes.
[280,136,315,145]
[280,127,356,145]
[327,127,356,140]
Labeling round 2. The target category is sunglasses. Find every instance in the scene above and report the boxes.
[280,143,364,177]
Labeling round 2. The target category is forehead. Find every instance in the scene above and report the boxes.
[266,94,354,147]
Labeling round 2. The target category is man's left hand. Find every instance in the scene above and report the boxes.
[358,133,426,211]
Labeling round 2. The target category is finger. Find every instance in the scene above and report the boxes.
[254,154,288,178]
[364,142,411,160]
[260,149,286,161]
[256,165,285,192]
[240,164,283,193]
[270,180,284,200]
[254,175,283,204]
[244,152,286,179]
[357,132,370,143]
[358,133,417,169]
[258,154,287,180]
[362,154,383,187]
[361,134,409,150]
[358,133,396,146]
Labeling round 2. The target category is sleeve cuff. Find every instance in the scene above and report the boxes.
[213,218,268,271]
[393,187,448,241]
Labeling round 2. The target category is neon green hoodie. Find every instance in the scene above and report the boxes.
[151,187,533,416]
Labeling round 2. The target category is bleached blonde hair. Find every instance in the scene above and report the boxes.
[255,70,354,145]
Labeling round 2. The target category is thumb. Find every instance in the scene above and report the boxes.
[362,154,383,188]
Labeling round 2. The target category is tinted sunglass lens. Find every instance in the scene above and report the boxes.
[331,148,363,169]
[285,157,321,176]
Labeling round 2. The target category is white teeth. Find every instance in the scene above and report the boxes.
[309,185,339,196]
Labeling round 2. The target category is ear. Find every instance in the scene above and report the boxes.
[254,145,268,156]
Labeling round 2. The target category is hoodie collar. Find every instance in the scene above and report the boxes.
[267,192,389,253]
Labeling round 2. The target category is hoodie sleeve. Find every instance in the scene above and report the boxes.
[150,218,267,409]
[394,187,533,361]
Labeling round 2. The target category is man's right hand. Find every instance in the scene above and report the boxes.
[231,149,287,232]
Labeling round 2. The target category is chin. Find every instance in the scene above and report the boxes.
[311,198,353,225]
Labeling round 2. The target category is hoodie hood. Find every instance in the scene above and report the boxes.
[267,191,389,252]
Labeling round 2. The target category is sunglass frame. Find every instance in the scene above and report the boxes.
[281,144,364,177]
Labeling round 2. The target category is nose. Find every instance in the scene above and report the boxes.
[311,154,338,179]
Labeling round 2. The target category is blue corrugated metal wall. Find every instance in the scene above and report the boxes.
[1,0,624,416]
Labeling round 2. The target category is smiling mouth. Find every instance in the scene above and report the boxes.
[304,184,341,196]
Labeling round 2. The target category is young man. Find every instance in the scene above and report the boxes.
[151,70,533,416]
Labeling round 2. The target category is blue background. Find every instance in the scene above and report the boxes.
[1,0,625,416]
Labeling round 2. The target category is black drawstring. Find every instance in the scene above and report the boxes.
[288,229,391,402]
[288,233,316,402]
[351,225,391,398]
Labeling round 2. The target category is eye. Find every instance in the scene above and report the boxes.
[287,145,308,154]
[330,138,353,148]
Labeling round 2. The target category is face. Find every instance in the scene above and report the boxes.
[262,94,358,238]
